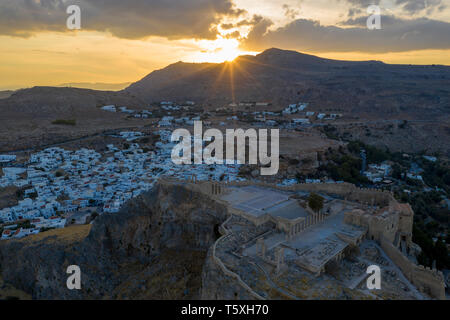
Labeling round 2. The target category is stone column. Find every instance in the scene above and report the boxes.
[276,247,285,274]
[257,238,266,258]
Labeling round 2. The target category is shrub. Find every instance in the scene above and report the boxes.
[52,119,76,126]
[308,193,324,213]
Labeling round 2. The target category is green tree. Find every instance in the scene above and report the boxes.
[308,193,324,213]
[433,238,449,270]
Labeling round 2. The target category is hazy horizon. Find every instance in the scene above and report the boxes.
[2,47,450,92]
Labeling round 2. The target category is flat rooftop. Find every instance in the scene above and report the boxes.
[266,199,309,220]
[221,186,307,220]
[295,236,348,272]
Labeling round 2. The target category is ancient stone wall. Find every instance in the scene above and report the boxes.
[218,180,394,207]
[344,209,399,243]
[380,237,446,300]
[165,176,394,209]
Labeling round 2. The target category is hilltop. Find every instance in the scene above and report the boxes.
[125,48,450,120]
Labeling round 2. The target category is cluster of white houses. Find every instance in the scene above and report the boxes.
[0,155,16,163]
[158,115,202,128]
[363,162,393,183]
[282,103,308,115]
[101,105,154,119]
[0,130,243,240]
[102,101,342,130]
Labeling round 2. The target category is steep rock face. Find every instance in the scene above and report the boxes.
[0,182,228,299]
[201,249,255,300]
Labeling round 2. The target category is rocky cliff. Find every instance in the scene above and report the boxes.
[0,182,228,299]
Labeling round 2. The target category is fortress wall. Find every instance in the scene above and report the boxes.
[380,237,446,300]
[371,215,399,243]
[162,177,394,208]
[220,181,394,206]
[398,213,414,238]
[344,210,399,244]
[212,235,265,300]
[396,204,414,242]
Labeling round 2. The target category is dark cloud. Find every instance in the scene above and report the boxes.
[219,14,264,31]
[395,0,446,14]
[0,0,245,39]
[221,23,235,30]
[242,17,450,53]
[344,0,446,14]
[224,30,241,39]
[340,15,402,27]
[236,14,264,27]
[347,8,363,17]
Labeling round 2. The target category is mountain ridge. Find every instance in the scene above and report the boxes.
[123,48,450,111]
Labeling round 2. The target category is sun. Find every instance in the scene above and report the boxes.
[191,38,258,63]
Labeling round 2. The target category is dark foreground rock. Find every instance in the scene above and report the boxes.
[0,182,227,299]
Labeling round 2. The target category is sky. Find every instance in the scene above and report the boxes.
[0,0,449,90]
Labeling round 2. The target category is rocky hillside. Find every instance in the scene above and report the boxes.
[125,48,450,120]
[0,182,227,299]
[0,87,144,152]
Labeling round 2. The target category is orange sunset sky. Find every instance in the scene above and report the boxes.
[0,0,449,90]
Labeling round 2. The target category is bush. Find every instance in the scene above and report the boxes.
[55,170,65,177]
[52,119,76,126]
[308,193,324,213]
[347,141,390,164]
[320,154,369,185]
[413,224,449,270]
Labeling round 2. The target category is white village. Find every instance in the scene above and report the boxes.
[0,128,245,240]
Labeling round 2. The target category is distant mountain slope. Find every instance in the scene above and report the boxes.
[125,48,450,119]
[0,90,14,100]
[57,82,131,91]
[0,86,139,118]
[0,87,143,152]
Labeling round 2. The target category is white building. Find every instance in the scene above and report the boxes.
[292,118,310,125]
[423,156,437,162]
[0,155,16,163]
[101,105,116,112]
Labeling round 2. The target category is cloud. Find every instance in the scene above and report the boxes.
[395,0,446,14]
[236,14,264,27]
[0,0,245,40]
[224,30,241,39]
[221,23,235,30]
[282,4,300,20]
[344,0,446,14]
[241,16,450,53]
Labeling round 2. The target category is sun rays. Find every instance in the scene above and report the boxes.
[190,38,258,63]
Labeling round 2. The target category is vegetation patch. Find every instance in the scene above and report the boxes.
[52,119,76,126]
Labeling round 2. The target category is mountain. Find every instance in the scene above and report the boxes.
[57,82,131,91]
[124,48,450,119]
[0,90,14,100]
[1,48,449,154]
